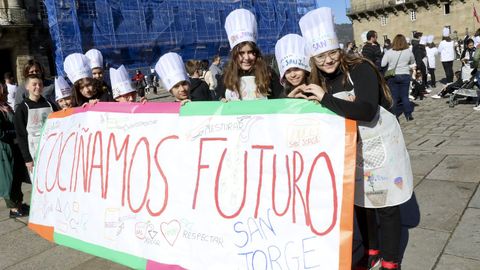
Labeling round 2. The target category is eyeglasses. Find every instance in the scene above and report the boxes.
[314,50,341,65]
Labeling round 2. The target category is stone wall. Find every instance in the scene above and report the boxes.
[350,0,478,44]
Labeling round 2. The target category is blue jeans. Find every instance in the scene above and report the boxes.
[387,74,413,118]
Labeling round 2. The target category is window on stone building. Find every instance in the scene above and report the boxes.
[444,4,450,15]
[410,10,416,21]
[380,15,387,26]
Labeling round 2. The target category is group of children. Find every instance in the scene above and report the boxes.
[1,7,411,270]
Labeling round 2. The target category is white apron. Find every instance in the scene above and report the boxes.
[25,101,53,161]
[334,77,413,208]
[225,76,268,101]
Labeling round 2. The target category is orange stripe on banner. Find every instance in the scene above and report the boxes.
[48,108,75,119]
[28,223,54,242]
[339,119,357,270]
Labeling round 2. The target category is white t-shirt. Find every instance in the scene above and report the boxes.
[438,40,455,62]
[6,83,17,110]
[225,76,268,101]
[426,47,439,69]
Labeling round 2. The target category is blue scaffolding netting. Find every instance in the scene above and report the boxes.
[44,0,319,75]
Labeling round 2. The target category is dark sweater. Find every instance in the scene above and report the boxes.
[320,61,390,122]
[189,78,213,101]
[215,67,284,100]
[14,96,58,162]
[361,42,383,68]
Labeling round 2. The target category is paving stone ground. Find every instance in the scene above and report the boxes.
[1,63,480,269]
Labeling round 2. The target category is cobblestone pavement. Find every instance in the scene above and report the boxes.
[1,72,479,269]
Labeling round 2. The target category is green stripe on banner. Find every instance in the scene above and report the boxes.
[54,233,147,269]
[180,99,336,116]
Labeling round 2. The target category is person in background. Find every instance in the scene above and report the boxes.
[274,34,311,95]
[131,69,146,98]
[155,52,191,105]
[426,35,438,88]
[14,74,58,175]
[411,68,427,100]
[209,55,223,90]
[64,53,112,107]
[54,76,73,109]
[215,9,283,101]
[412,33,428,87]
[460,38,475,81]
[185,60,213,101]
[361,30,383,70]
[0,82,30,218]
[4,72,17,110]
[383,38,392,52]
[14,59,55,108]
[438,27,456,83]
[381,34,416,121]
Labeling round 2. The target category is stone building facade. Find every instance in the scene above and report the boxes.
[347,0,478,44]
[0,0,53,84]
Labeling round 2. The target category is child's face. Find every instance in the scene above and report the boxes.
[57,96,72,109]
[92,68,104,80]
[26,78,44,97]
[170,81,190,101]
[285,67,306,88]
[79,79,96,98]
[115,92,137,102]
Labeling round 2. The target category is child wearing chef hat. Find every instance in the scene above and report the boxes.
[290,7,410,270]
[215,8,283,101]
[155,52,191,104]
[64,53,112,107]
[274,34,311,95]
[54,76,73,109]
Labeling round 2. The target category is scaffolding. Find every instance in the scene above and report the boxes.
[44,0,318,75]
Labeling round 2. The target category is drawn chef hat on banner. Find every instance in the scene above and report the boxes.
[110,65,135,99]
[63,53,92,84]
[419,36,427,45]
[274,34,311,85]
[54,76,72,101]
[85,49,104,69]
[299,7,340,57]
[442,27,450,37]
[427,35,434,44]
[224,9,258,50]
[155,52,190,92]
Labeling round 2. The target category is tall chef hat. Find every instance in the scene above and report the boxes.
[299,7,339,57]
[85,49,104,69]
[54,76,72,101]
[274,34,311,85]
[63,53,92,84]
[224,9,257,50]
[442,27,450,37]
[155,52,189,92]
[110,65,135,99]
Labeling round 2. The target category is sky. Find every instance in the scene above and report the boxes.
[315,0,351,24]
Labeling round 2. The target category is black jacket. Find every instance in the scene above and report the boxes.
[189,78,213,101]
[361,43,383,68]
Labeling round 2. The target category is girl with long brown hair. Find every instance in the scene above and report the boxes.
[215,9,283,101]
[290,8,413,270]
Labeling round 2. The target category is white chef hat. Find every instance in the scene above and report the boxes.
[110,65,135,99]
[63,53,92,84]
[361,31,368,43]
[419,36,427,45]
[155,52,189,92]
[275,34,311,85]
[474,36,480,47]
[406,37,411,44]
[224,9,257,49]
[427,35,434,44]
[85,49,103,69]
[299,7,339,57]
[54,76,72,101]
[442,27,450,37]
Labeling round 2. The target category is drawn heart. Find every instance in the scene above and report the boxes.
[160,220,181,247]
